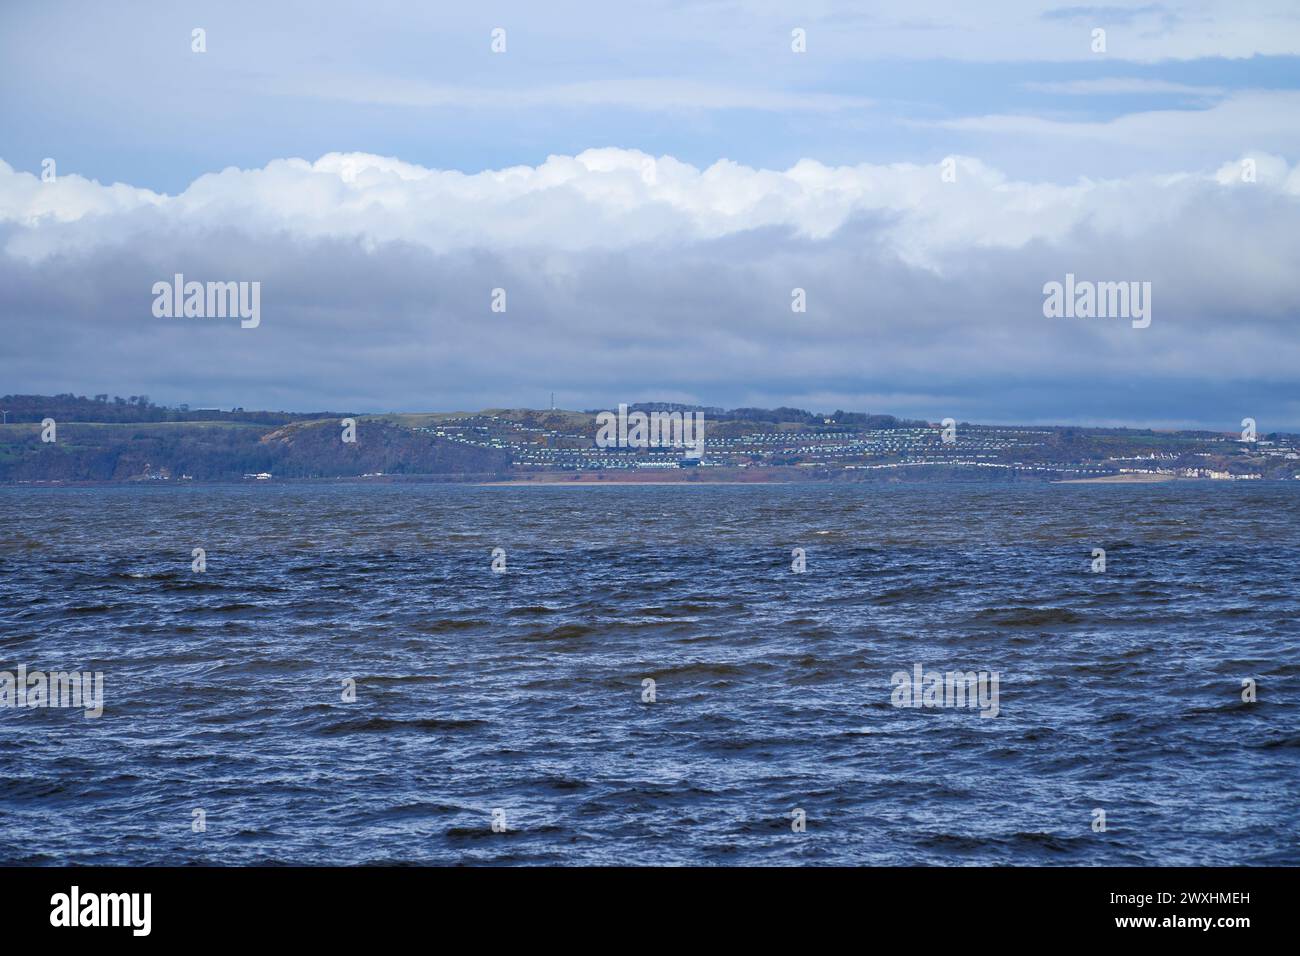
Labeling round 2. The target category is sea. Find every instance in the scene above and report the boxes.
[1,481,1296,865]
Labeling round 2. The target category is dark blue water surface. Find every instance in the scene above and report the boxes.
[1,481,1296,865]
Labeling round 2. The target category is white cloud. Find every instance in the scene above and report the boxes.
[925,90,1300,149]
[0,147,1297,426]
[284,75,875,114]
[3,147,1297,268]
[1023,78,1225,96]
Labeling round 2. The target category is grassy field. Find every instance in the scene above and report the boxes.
[367,409,596,429]
[0,420,266,432]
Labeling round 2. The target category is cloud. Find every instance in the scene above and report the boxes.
[1022,78,1224,95]
[283,75,875,114]
[0,148,1297,428]
[5,1,1299,202]
[918,90,1300,181]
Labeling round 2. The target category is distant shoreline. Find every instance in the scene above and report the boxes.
[5,398,1297,483]
[477,479,793,486]
[1053,474,1179,484]
[4,473,1290,488]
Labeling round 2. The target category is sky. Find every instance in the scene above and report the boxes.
[1,0,1298,429]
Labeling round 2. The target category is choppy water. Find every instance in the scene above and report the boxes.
[1,482,1297,865]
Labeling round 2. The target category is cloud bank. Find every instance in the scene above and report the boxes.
[1,148,1297,429]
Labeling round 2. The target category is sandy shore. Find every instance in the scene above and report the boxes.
[477,480,791,486]
[1054,474,1178,484]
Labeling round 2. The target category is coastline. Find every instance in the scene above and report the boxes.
[1053,474,1179,484]
[4,473,1286,488]
[477,479,794,486]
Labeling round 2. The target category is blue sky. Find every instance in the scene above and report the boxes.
[4,2,1299,188]
[2,1,1299,428]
